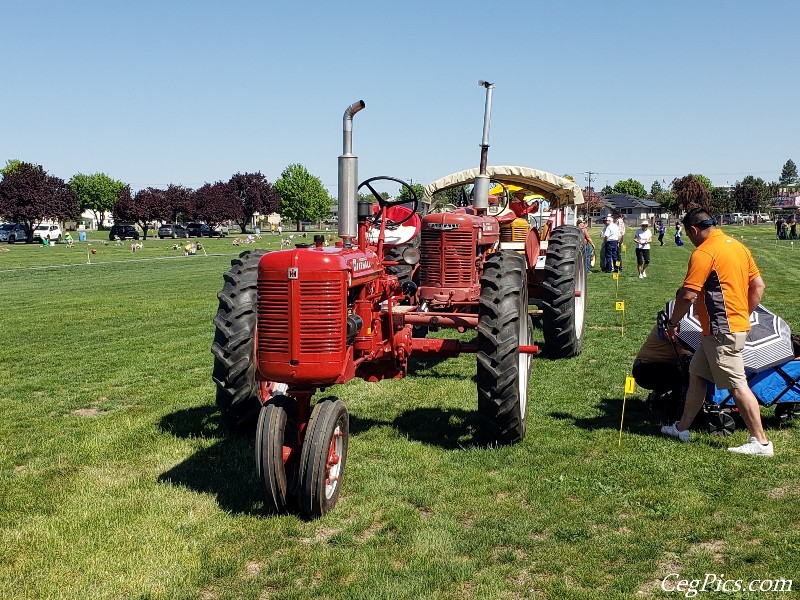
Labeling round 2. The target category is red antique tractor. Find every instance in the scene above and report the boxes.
[211,84,587,518]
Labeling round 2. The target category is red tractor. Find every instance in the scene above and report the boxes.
[212,84,587,518]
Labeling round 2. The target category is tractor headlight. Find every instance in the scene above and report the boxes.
[401,246,420,265]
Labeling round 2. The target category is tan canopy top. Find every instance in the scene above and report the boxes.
[423,165,585,208]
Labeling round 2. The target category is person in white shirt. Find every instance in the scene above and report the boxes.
[601,215,620,273]
[634,220,653,278]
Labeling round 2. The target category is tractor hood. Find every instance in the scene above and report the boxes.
[423,166,585,209]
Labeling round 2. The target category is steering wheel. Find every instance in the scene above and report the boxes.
[357,176,419,227]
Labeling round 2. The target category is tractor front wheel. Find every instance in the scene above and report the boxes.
[540,225,587,358]
[298,397,349,518]
[477,251,531,445]
[256,395,300,514]
[211,250,267,430]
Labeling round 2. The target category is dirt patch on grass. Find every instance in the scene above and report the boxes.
[690,540,727,563]
[72,407,106,417]
[637,552,682,596]
[245,560,263,577]
[768,484,798,499]
[300,527,340,544]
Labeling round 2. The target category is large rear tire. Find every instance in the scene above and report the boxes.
[298,397,349,519]
[256,395,300,514]
[477,251,531,445]
[540,225,587,358]
[211,250,267,430]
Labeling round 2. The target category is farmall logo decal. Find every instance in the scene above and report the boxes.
[428,223,460,230]
[350,258,372,272]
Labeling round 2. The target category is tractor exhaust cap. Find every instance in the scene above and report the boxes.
[338,100,366,242]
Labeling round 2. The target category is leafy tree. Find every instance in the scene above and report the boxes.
[710,186,733,215]
[397,183,426,209]
[274,164,331,231]
[582,187,606,217]
[193,182,232,226]
[115,186,168,239]
[69,172,126,230]
[731,175,771,214]
[649,180,664,198]
[430,186,466,211]
[1,159,22,177]
[672,174,711,214]
[600,184,614,195]
[164,184,194,223]
[0,162,77,241]
[779,159,798,185]
[228,172,280,234]
[612,178,647,198]
[692,174,713,193]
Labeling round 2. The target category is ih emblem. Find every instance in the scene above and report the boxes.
[288,268,299,279]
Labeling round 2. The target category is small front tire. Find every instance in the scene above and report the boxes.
[256,395,300,514]
[298,397,349,519]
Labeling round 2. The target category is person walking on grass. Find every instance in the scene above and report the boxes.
[601,215,620,273]
[576,218,594,272]
[657,220,666,246]
[661,209,773,456]
[634,220,652,278]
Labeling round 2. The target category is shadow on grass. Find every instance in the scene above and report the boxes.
[157,405,263,515]
[391,406,479,449]
[550,396,664,437]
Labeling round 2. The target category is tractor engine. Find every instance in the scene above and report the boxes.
[418,211,500,305]
[256,244,403,387]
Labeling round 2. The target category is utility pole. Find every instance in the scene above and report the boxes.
[584,171,597,224]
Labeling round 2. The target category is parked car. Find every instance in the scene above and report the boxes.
[186,222,229,237]
[32,224,63,243]
[0,223,28,243]
[210,224,229,238]
[109,223,140,240]
[158,223,190,238]
[186,223,211,237]
[757,213,772,222]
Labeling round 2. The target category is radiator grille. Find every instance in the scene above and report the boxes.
[257,280,290,353]
[298,280,344,353]
[421,228,475,287]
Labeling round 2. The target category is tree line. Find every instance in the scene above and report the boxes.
[0,160,333,241]
[589,159,799,217]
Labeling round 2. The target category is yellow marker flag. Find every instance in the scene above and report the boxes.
[619,374,635,446]
[613,272,619,280]
[616,301,625,311]
[621,243,627,253]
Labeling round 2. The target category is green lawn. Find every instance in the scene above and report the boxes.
[0,226,798,599]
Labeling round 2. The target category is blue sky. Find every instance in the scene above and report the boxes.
[2,0,797,195]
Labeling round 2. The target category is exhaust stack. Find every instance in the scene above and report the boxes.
[472,80,494,212]
[338,100,366,244]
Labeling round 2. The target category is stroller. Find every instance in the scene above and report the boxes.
[638,307,800,436]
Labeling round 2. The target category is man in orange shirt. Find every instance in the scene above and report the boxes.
[661,208,773,455]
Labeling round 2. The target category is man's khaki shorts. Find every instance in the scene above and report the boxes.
[689,332,748,390]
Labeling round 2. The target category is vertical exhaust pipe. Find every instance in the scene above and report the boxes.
[338,100,366,244]
[472,80,494,212]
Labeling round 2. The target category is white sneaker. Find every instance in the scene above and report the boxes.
[728,437,774,456]
[661,421,690,442]
[638,273,644,278]
[643,271,647,278]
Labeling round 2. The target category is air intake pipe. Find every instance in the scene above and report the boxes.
[338,100,366,244]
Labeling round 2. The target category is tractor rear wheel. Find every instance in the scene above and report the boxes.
[211,249,267,430]
[298,397,349,518]
[477,251,531,445]
[255,395,300,514]
[540,225,586,358]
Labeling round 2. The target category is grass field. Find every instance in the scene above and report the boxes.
[1,226,798,599]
